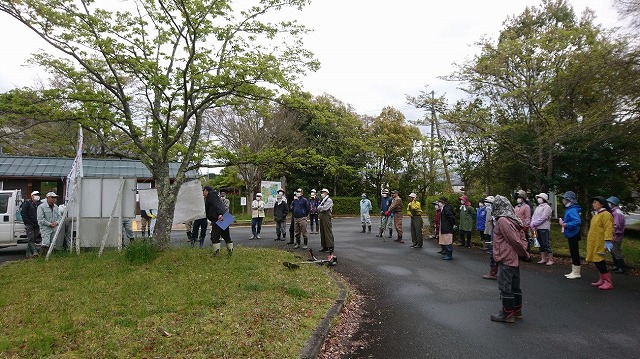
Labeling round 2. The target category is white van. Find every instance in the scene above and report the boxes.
[0,190,28,248]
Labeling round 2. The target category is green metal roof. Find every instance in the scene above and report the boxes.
[0,155,198,179]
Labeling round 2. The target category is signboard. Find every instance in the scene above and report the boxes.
[260,181,282,209]
[240,197,247,206]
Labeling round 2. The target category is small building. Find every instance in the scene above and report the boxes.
[0,155,198,201]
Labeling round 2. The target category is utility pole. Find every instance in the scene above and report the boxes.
[431,91,451,192]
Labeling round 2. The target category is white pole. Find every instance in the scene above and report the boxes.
[75,177,82,254]
[99,178,125,256]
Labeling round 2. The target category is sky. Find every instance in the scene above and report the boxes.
[0,0,626,121]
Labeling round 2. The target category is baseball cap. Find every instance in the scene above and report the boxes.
[46,192,58,198]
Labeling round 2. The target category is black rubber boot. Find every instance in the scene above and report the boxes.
[376,229,383,237]
[360,225,366,233]
[491,296,516,323]
[513,293,523,319]
[613,259,626,274]
[388,228,393,238]
[368,226,371,233]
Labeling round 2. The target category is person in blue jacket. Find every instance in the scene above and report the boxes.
[377,188,393,238]
[560,191,582,279]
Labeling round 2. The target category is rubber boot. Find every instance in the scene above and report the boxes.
[310,223,314,234]
[442,245,453,260]
[545,253,555,266]
[212,243,221,256]
[537,252,548,264]
[513,293,523,319]
[598,272,613,290]
[613,259,626,274]
[591,273,605,287]
[376,228,383,237]
[368,226,371,233]
[303,237,308,249]
[490,296,515,323]
[438,245,446,254]
[388,228,393,238]
[361,225,366,233]
[186,231,192,242]
[483,265,498,280]
[565,265,581,279]
[226,242,233,256]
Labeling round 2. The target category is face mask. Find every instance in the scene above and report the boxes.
[321,193,327,198]
[537,198,544,204]
[220,195,225,199]
[478,203,484,207]
[33,196,40,201]
[562,199,570,207]
[437,202,444,208]
[434,205,439,210]
[382,194,388,198]
[517,198,523,204]
[460,200,465,205]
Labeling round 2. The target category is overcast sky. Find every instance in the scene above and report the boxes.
[0,0,625,120]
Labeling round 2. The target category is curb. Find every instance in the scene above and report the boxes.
[299,269,348,359]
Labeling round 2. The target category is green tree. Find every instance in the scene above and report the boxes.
[364,106,422,198]
[446,0,640,201]
[0,0,317,248]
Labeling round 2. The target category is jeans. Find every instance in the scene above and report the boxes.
[275,219,287,239]
[537,228,552,254]
[192,218,208,247]
[251,217,264,237]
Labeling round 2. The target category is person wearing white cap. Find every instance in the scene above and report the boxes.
[308,189,320,234]
[359,193,372,233]
[407,193,423,248]
[530,193,553,265]
[250,193,265,240]
[37,192,61,255]
[20,191,42,258]
[317,188,335,252]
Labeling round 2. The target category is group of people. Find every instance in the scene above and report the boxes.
[269,188,336,253]
[359,187,628,324]
[20,190,63,257]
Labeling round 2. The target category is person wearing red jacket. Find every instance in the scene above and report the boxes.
[490,195,531,323]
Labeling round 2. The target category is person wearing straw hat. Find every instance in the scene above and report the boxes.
[37,192,62,256]
[407,193,423,248]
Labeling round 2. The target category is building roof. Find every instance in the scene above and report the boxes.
[0,155,198,179]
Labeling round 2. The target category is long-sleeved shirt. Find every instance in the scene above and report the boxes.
[317,196,333,213]
[493,216,529,266]
[476,206,486,232]
[291,197,309,218]
[530,203,551,230]
[563,204,582,238]
[407,200,422,216]
[360,199,372,214]
[388,197,403,213]
[251,199,265,218]
[611,206,625,242]
[514,203,531,228]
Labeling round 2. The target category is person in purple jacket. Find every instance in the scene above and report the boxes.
[531,193,553,265]
[490,195,531,323]
[607,196,626,274]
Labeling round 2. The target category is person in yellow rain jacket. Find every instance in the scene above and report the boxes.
[407,193,423,249]
[586,196,614,290]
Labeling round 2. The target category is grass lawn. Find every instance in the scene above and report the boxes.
[0,245,339,358]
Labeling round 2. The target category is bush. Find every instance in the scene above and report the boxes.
[124,239,157,265]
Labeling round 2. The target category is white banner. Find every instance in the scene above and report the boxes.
[65,125,84,204]
[138,182,206,224]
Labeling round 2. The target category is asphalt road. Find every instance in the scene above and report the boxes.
[236,217,640,359]
[3,218,639,358]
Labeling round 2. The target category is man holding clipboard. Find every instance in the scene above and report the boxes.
[204,186,234,256]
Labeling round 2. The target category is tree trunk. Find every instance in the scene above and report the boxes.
[150,162,183,250]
